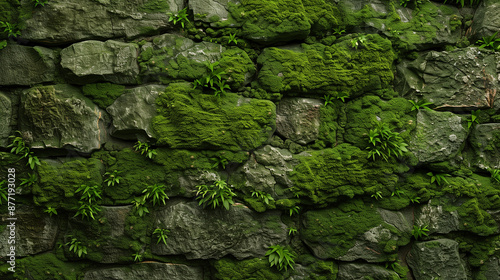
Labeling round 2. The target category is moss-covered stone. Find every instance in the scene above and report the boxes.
[0,252,88,280]
[82,83,126,109]
[253,34,395,96]
[152,83,276,151]
[218,47,256,90]
[289,143,402,206]
[34,157,104,210]
[214,257,284,280]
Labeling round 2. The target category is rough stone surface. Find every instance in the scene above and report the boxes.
[19,85,109,153]
[107,85,166,140]
[0,205,58,257]
[61,40,139,84]
[276,98,322,145]
[415,200,460,235]
[0,45,56,85]
[21,0,184,44]
[83,263,204,280]
[190,0,236,25]
[139,34,225,82]
[409,110,467,163]
[396,47,498,110]
[407,239,468,280]
[476,256,500,280]
[469,123,500,169]
[337,263,400,280]
[0,93,12,147]
[152,200,287,259]
[254,145,297,188]
[471,0,500,41]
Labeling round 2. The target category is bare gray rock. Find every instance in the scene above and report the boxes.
[83,262,203,280]
[0,45,56,86]
[276,98,322,145]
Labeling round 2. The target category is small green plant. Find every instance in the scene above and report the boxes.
[289,206,300,216]
[104,170,122,187]
[60,235,87,258]
[288,227,298,236]
[168,7,190,28]
[193,61,230,97]
[44,206,58,217]
[134,141,157,159]
[8,131,41,170]
[33,0,49,7]
[0,21,21,38]
[196,180,236,210]
[409,99,433,112]
[133,252,143,262]
[467,110,480,129]
[411,225,429,240]
[76,185,102,204]
[228,33,238,45]
[142,184,169,206]
[371,191,383,200]
[366,122,408,162]
[391,187,405,198]
[211,155,228,169]
[266,245,295,271]
[133,196,150,217]
[153,228,170,245]
[75,201,101,220]
[333,27,345,35]
[0,180,7,205]
[323,94,334,106]
[0,40,7,50]
[251,190,275,205]
[350,35,367,49]
[323,92,348,106]
[490,169,500,183]
[20,173,37,187]
[426,172,450,187]
[410,196,421,204]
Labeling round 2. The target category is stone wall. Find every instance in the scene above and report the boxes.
[1,0,500,279]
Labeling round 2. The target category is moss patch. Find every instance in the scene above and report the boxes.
[253,34,395,97]
[214,257,284,280]
[152,83,276,151]
[289,143,402,206]
[82,83,126,109]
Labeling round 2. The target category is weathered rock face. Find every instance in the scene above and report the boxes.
[21,0,184,44]
[254,34,395,96]
[0,92,12,147]
[276,98,322,145]
[469,123,500,169]
[409,110,467,163]
[0,45,56,85]
[415,200,460,234]
[107,85,166,140]
[83,263,204,280]
[337,263,400,280]
[476,256,500,280]
[152,83,276,151]
[190,0,236,26]
[339,0,462,51]
[254,145,297,188]
[19,85,109,153]
[151,200,287,259]
[301,200,411,262]
[61,40,139,84]
[407,239,468,280]
[396,47,498,110]
[0,205,58,257]
[471,0,500,41]
[139,34,225,82]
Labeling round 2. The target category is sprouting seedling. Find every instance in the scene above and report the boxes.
[333,27,345,35]
[168,7,190,28]
[467,110,480,129]
[476,31,500,51]
[371,191,383,200]
[228,33,238,45]
[426,172,450,186]
[409,100,433,111]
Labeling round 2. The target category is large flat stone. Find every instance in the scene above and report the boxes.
[0,45,56,86]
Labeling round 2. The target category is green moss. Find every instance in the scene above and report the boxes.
[92,149,170,203]
[457,198,498,236]
[34,158,103,210]
[344,95,415,148]
[228,0,311,44]
[81,83,126,109]
[315,101,344,148]
[152,83,276,151]
[219,48,256,90]
[139,0,170,13]
[214,257,284,280]
[253,34,395,96]
[301,199,382,258]
[0,252,88,280]
[296,254,338,280]
[289,143,401,206]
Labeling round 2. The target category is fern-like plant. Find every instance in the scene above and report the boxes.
[366,122,408,162]
[196,180,236,210]
[266,245,295,271]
